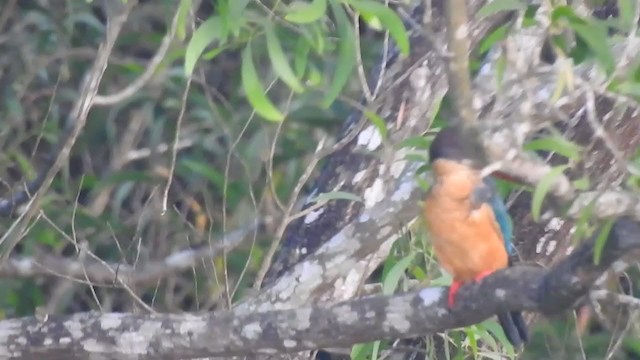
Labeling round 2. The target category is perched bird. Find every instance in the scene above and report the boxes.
[423,126,528,347]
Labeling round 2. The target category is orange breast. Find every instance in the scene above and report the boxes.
[423,166,508,282]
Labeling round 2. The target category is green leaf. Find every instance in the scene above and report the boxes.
[184,16,223,76]
[573,177,590,191]
[360,12,383,30]
[410,265,427,281]
[312,191,363,203]
[322,2,356,108]
[465,327,479,357]
[482,319,514,353]
[310,22,327,54]
[570,22,615,75]
[229,0,251,19]
[370,341,381,360]
[477,0,527,18]
[478,24,509,54]
[615,81,640,98]
[350,343,373,360]
[531,165,568,221]
[265,24,305,93]
[180,159,225,190]
[593,218,615,265]
[618,0,635,31]
[285,0,328,24]
[552,7,615,74]
[363,111,388,139]
[176,0,193,40]
[524,134,583,161]
[306,63,323,86]
[382,253,415,294]
[397,136,432,149]
[241,43,285,122]
[344,0,410,56]
[293,35,311,78]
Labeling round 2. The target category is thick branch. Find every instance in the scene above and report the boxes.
[1,218,637,359]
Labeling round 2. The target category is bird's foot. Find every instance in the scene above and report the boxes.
[448,280,463,308]
[473,270,493,282]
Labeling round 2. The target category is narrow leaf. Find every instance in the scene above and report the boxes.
[241,43,285,122]
[265,24,305,93]
[293,35,311,77]
[176,0,193,40]
[524,134,583,161]
[477,0,527,18]
[184,16,223,76]
[593,218,615,265]
[286,0,328,24]
[531,165,568,221]
[382,253,415,295]
[345,0,410,56]
[363,111,388,139]
[322,2,356,108]
[571,22,615,75]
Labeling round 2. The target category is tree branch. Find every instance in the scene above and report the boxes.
[0,223,255,285]
[1,217,637,359]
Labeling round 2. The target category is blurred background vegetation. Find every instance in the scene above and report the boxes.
[0,0,639,359]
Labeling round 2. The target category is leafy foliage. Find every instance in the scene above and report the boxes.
[0,0,638,359]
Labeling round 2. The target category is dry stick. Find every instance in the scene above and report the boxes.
[93,1,185,106]
[0,222,256,287]
[0,2,137,265]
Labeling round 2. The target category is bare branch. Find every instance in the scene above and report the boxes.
[0,223,256,285]
[93,1,190,106]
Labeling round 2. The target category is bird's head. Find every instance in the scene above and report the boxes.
[428,126,488,174]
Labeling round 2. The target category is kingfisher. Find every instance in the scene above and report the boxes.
[423,126,528,347]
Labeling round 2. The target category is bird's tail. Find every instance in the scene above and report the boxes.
[497,311,529,348]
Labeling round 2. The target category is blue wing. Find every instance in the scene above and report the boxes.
[471,177,515,255]
[484,177,514,255]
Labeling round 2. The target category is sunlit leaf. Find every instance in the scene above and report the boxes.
[524,134,583,161]
[184,16,223,76]
[285,0,328,23]
[241,43,285,122]
[344,0,410,56]
[478,24,509,54]
[351,343,373,360]
[531,165,568,221]
[265,23,305,93]
[176,0,193,40]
